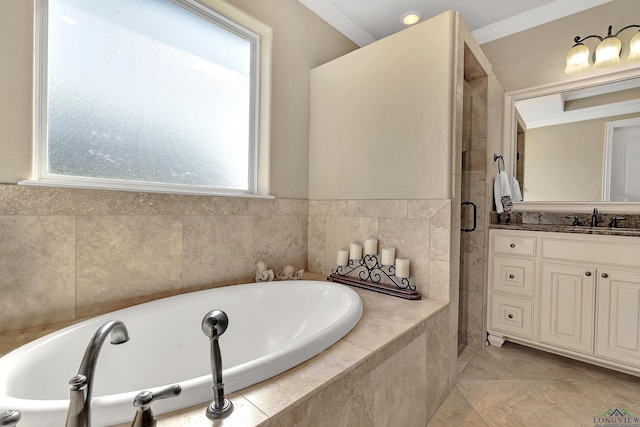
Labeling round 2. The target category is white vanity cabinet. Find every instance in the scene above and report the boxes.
[596,269,640,366]
[539,262,595,354]
[487,228,640,375]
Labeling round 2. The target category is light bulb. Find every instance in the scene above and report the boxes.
[564,44,590,74]
[400,11,422,26]
[628,31,640,61]
[594,36,622,68]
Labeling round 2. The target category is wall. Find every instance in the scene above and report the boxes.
[307,13,460,410]
[307,12,503,405]
[480,0,640,92]
[0,185,309,333]
[0,0,357,199]
[308,12,455,200]
[523,112,640,201]
[0,0,356,336]
[308,199,452,300]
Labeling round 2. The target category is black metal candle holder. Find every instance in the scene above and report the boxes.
[327,254,420,300]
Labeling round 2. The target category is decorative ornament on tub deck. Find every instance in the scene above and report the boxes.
[254,261,275,282]
[328,238,420,300]
[278,265,305,281]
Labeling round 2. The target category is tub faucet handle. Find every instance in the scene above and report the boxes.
[131,384,182,427]
[566,215,580,226]
[0,410,21,426]
[610,216,626,228]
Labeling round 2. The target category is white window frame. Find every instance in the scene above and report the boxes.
[29,0,268,197]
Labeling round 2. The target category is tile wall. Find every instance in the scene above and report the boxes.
[307,199,453,301]
[0,184,308,334]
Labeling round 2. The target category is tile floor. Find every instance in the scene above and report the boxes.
[429,342,640,427]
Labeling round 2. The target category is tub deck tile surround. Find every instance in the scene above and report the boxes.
[0,274,448,426]
[146,275,448,426]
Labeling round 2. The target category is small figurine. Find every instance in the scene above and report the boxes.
[254,261,275,282]
[278,265,305,281]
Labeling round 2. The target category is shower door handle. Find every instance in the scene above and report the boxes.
[461,201,477,232]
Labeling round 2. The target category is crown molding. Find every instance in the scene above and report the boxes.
[472,0,613,44]
[525,98,640,128]
[298,0,376,47]
[300,0,614,48]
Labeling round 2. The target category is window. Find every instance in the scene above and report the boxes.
[35,0,260,195]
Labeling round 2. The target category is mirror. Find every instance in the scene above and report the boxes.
[503,68,640,211]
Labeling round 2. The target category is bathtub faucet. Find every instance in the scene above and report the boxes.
[65,320,130,427]
[0,410,21,426]
[201,310,234,420]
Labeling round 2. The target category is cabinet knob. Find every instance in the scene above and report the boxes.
[509,274,515,279]
[508,314,514,319]
[601,273,609,278]
[585,271,591,276]
[510,243,515,248]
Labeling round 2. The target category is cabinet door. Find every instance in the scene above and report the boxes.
[596,269,640,367]
[540,263,595,354]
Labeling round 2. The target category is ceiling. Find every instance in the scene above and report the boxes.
[298,0,612,46]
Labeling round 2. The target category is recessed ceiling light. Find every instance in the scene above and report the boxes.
[400,11,422,26]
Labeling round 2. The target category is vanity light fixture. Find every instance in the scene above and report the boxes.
[400,11,422,26]
[565,24,640,74]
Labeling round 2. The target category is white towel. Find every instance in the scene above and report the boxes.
[494,171,513,214]
[512,177,523,202]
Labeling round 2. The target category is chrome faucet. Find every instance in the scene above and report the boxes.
[590,208,599,227]
[66,320,130,427]
[0,410,21,426]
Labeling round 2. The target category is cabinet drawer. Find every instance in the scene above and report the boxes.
[491,257,535,297]
[493,234,536,257]
[489,295,534,339]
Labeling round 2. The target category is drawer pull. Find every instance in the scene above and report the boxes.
[585,271,591,276]
[509,274,515,279]
[510,243,516,248]
[602,273,609,278]
[508,314,514,319]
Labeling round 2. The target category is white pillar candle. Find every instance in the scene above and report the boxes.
[364,238,378,255]
[381,247,396,265]
[349,243,363,260]
[395,258,410,278]
[336,250,349,266]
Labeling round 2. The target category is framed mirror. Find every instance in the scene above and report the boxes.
[503,67,640,212]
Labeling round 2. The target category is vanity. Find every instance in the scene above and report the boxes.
[487,224,640,375]
[488,60,640,374]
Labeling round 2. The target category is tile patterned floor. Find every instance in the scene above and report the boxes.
[429,342,640,427]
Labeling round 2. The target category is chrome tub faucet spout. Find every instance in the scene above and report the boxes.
[66,320,130,427]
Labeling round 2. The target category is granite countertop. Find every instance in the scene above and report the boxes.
[489,223,640,237]
[489,210,640,237]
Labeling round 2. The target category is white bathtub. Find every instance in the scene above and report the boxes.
[0,280,362,426]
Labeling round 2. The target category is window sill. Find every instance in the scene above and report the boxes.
[18,179,275,199]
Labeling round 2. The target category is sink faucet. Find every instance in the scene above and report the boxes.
[66,320,130,427]
[590,208,599,227]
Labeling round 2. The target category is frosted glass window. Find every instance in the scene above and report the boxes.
[44,0,257,191]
